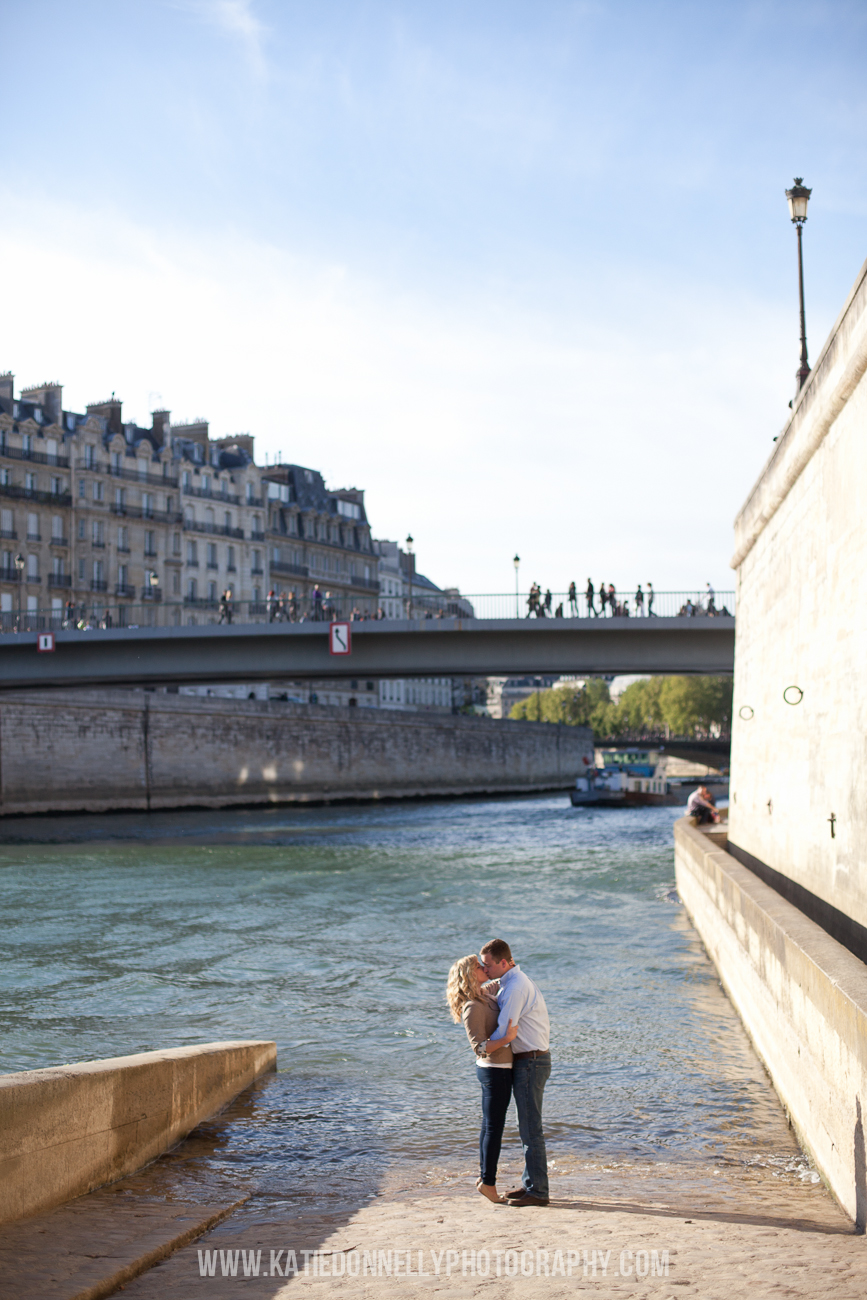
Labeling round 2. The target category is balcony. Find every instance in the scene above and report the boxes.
[111,503,183,524]
[0,569,22,583]
[91,540,106,548]
[184,596,219,608]
[27,533,41,542]
[0,529,16,540]
[48,574,72,589]
[91,579,108,593]
[117,545,131,553]
[77,460,179,488]
[50,536,69,546]
[141,588,162,602]
[183,484,240,505]
[250,530,265,542]
[1,444,70,468]
[183,520,245,539]
[352,576,381,591]
[270,561,309,577]
[185,558,199,568]
[115,583,135,598]
[251,566,264,576]
[26,575,42,584]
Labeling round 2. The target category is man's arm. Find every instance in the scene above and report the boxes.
[491,979,525,1043]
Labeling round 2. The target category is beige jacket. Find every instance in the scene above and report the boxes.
[461,990,513,1066]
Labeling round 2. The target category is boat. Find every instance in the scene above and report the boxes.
[570,767,679,806]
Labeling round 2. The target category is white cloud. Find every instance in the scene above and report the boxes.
[190,0,268,80]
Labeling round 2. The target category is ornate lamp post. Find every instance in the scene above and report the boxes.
[513,554,520,618]
[14,552,24,630]
[786,178,812,394]
[405,534,414,620]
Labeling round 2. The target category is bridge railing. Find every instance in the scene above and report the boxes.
[0,590,736,634]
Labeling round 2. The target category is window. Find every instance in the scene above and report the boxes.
[206,542,217,568]
[137,460,148,479]
[252,549,262,573]
[27,595,38,613]
[1,592,11,613]
[78,558,85,580]
[170,532,179,555]
[118,564,128,587]
[172,570,180,595]
[22,435,31,454]
[202,475,210,494]
[92,559,103,584]
[79,479,85,498]
[46,439,58,462]
[165,495,174,513]
[92,520,104,545]
[111,452,122,471]
[144,530,156,556]
[182,471,192,490]
[27,512,39,540]
[115,487,125,508]
[253,514,262,533]
[117,526,129,550]
[188,577,197,600]
[267,482,290,503]
[85,445,95,468]
[204,507,214,527]
[52,556,64,577]
[0,468,10,486]
[51,515,63,540]
[271,546,280,564]
[208,581,217,602]
[25,473,36,491]
[227,546,236,571]
[252,585,261,603]
[186,540,198,564]
[93,480,104,501]
[0,508,12,536]
[142,492,153,516]
[50,477,62,495]
[224,511,231,530]
[246,482,254,502]
[27,554,39,579]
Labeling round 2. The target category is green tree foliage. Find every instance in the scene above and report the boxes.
[509,676,732,738]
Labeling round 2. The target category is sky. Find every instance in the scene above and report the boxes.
[0,0,865,596]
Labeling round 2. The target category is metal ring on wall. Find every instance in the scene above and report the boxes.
[783,686,804,705]
[738,705,754,721]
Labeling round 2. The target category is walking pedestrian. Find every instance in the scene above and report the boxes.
[287,590,298,621]
[585,579,595,617]
[267,589,278,622]
[598,583,608,617]
[635,584,644,616]
[218,588,233,624]
[568,582,578,617]
[543,589,552,617]
[312,584,323,620]
[647,582,655,616]
[63,599,75,629]
[608,583,616,616]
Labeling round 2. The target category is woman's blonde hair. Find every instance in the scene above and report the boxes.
[446,954,482,1023]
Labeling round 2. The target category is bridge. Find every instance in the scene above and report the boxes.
[0,615,735,691]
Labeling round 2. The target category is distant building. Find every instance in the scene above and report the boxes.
[487,675,563,719]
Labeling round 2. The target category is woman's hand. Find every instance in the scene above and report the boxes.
[502,1018,518,1044]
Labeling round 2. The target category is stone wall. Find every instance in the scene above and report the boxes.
[729,254,867,931]
[0,1041,276,1224]
[674,819,867,1227]
[0,690,593,814]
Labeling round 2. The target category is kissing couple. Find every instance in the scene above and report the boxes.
[446,939,551,1207]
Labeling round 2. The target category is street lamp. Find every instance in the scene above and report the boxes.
[513,554,520,618]
[785,177,812,394]
[405,534,414,620]
[13,553,24,630]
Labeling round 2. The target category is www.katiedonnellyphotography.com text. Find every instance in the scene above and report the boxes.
[197,1244,670,1280]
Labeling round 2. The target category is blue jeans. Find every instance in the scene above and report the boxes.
[512,1053,551,1198]
[476,1065,513,1185]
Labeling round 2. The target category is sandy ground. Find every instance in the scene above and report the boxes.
[118,1182,866,1300]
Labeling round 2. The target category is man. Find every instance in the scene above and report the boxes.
[646,581,655,616]
[686,785,719,825]
[480,938,551,1207]
[568,581,578,617]
[585,578,596,616]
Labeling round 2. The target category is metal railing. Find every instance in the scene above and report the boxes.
[449,590,736,621]
[0,590,735,634]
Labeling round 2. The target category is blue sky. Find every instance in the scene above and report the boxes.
[1,1,865,594]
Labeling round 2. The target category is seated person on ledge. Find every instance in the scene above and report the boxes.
[687,785,720,825]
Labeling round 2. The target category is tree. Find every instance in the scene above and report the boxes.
[509,675,732,738]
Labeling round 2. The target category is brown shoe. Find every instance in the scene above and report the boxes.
[505,1187,527,1199]
[508,1192,550,1207]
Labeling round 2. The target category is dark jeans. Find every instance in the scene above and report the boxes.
[512,1052,551,1198]
[476,1065,513,1186]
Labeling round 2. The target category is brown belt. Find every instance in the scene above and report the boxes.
[512,1050,550,1060]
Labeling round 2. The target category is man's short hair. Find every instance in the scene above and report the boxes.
[480,938,512,963]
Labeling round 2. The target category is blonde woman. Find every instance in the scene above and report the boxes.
[447,954,517,1203]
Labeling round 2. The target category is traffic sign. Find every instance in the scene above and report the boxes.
[329,622,351,655]
[37,633,55,653]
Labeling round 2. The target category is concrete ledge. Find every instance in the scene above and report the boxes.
[0,1040,276,1224]
[674,818,867,1228]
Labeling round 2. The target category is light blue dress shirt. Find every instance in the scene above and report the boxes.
[493,964,550,1053]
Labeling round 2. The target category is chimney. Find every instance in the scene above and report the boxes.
[20,381,63,426]
[0,373,14,404]
[151,409,171,447]
[87,395,123,435]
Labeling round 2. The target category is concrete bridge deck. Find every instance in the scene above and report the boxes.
[0,615,735,690]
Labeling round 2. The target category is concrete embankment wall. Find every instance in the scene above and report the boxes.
[0,690,592,814]
[0,1040,276,1224]
[674,818,867,1228]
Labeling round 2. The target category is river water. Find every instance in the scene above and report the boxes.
[0,794,833,1222]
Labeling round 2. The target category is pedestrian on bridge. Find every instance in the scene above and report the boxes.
[267,589,278,622]
[585,579,595,616]
[543,589,552,617]
[608,583,616,616]
[219,589,233,624]
[647,582,655,616]
[635,584,644,616]
[598,583,608,617]
[568,582,578,617]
